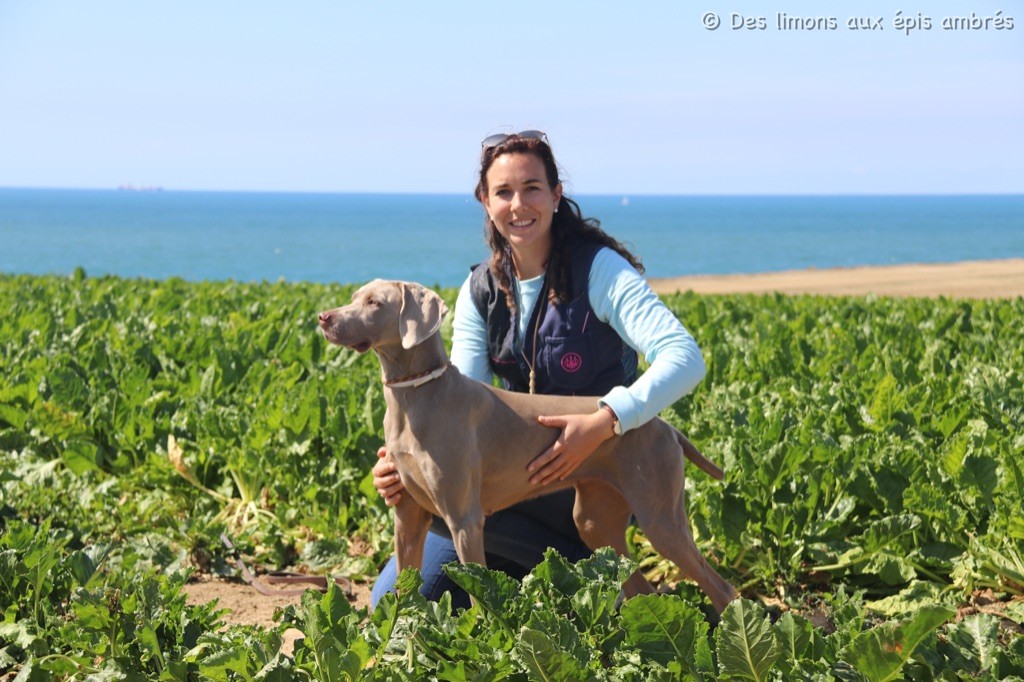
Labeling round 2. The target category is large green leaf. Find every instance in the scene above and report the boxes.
[620,595,712,675]
[530,549,582,599]
[715,599,780,681]
[289,579,370,680]
[513,627,586,682]
[840,604,954,681]
[866,374,905,429]
[773,612,824,675]
[444,562,521,631]
[864,580,949,617]
[942,614,1001,676]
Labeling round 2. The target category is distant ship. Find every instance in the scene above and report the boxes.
[117,184,164,192]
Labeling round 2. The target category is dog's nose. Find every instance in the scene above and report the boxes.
[318,312,331,326]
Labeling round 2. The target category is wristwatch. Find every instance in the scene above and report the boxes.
[601,404,622,436]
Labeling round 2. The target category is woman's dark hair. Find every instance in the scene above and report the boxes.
[474,135,644,310]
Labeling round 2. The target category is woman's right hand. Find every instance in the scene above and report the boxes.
[372,446,404,506]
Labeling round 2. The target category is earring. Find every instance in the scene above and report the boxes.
[553,206,559,213]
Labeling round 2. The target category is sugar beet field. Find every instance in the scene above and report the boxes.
[1,271,1022,680]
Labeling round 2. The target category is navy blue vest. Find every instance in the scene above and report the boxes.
[428,241,639,552]
[469,240,638,397]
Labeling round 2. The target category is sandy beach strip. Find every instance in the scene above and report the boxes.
[648,258,1024,299]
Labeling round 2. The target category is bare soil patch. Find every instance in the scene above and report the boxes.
[182,575,372,657]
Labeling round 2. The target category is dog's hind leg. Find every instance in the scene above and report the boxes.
[573,480,654,598]
[630,490,738,614]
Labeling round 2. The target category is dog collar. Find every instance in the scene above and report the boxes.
[383,362,451,389]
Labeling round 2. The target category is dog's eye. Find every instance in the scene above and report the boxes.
[366,298,380,307]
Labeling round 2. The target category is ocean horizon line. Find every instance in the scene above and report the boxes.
[2,186,1022,199]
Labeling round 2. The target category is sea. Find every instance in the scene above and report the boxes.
[1,189,1022,288]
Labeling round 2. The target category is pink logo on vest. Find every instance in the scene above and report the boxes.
[560,352,583,373]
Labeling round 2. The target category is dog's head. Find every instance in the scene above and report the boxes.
[318,280,449,352]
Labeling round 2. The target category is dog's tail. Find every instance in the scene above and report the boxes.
[676,432,725,481]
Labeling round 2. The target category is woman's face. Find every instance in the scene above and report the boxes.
[482,152,562,271]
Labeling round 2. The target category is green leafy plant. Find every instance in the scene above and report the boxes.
[2,273,1023,678]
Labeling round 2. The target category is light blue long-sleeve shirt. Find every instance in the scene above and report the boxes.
[450,247,706,433]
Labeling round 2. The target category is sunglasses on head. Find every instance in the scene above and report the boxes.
[480,130,549,149]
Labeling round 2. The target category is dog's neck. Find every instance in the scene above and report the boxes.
[374,334,450,388]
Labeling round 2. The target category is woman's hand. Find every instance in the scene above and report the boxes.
[528,407,618,486]
[372,446,405,506]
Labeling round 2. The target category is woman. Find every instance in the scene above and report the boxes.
[370,131,706,609]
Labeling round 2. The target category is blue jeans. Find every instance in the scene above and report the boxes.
[370,490,592,610]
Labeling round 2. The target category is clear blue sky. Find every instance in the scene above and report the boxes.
[1,1,1021,194]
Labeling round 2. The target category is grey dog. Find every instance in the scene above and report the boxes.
[318,279,737,613]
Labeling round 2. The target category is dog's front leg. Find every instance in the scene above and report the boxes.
[394,496,432,572]
[444,506,487,567]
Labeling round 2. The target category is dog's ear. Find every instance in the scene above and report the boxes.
[398,282,449,349]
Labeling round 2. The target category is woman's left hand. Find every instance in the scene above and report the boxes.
[528,409,617,485]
